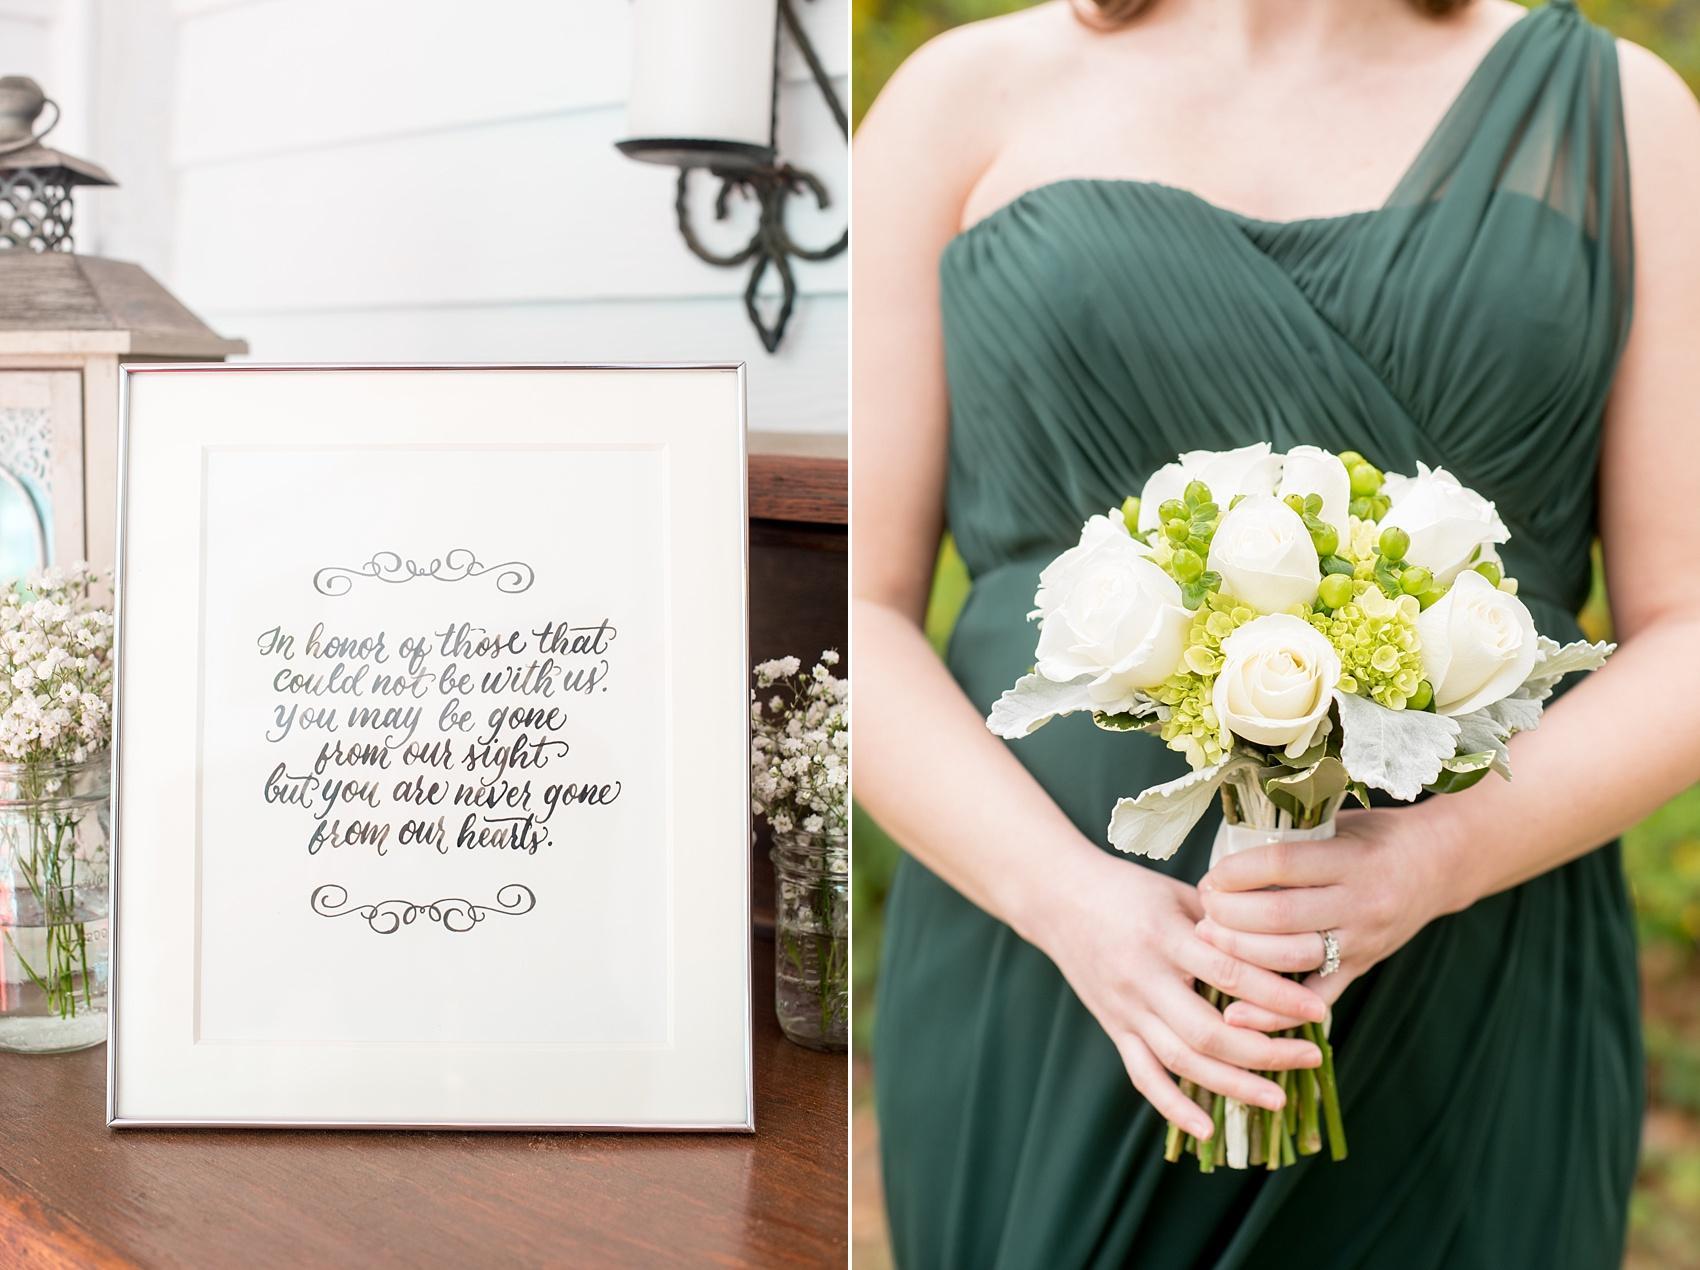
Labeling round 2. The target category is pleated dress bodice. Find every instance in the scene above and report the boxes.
[877,5,1643,1267]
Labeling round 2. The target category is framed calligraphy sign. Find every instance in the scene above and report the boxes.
[108,364,752,1130]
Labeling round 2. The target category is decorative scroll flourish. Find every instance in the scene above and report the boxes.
[312,549,534,597]
[309,883,536,934]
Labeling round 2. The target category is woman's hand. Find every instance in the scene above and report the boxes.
[1194,807,1464,1032]
[1028,851,1328,1141]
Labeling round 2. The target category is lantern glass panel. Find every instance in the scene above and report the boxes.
[0,405,51,577]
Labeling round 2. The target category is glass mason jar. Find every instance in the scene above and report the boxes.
[770,829,848,1052]
[0,754,110,1053]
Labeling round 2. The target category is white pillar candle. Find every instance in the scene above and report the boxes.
[626,0,780,150]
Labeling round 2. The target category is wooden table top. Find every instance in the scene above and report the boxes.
[0,938,847,1268]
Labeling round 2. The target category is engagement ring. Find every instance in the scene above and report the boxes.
[1319,930,1341,978]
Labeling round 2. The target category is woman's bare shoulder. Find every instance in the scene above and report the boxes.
[1614,38,1700,216]
[1616,36,1699,131]
[857,3,1087,179]
[887,1,1084,85]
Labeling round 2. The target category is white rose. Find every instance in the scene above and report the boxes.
[1185,443,1283,504]
[1136,443,1283,533]
[1206,494,1321,613]
[1416,569,1539,716]
[1213,614,1342,757]
[1276,444,1350,540]
[1380,463,1510,584]
[1032,516,1191,710]
[1032,509,1146,619]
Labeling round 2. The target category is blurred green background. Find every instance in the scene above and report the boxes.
[850,4,1700,1267]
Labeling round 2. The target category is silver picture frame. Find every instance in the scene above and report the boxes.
[108,362,754,1132]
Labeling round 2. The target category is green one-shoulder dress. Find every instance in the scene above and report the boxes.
[875,4,1642,1266]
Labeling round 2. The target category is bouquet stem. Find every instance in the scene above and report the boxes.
[3,783,94,1020]
[1297,1066,1321,1156]
[1305,1019,1348,1161]
[1160,779,1349,1170]
[1164,1110,1187,1162]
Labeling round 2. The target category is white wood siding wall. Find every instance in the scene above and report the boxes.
[13,0,847,432]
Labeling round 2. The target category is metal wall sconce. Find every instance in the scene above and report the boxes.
[617,0,847,354]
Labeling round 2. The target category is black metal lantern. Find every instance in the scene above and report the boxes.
[617,0,846,354]
[0,77,114,254]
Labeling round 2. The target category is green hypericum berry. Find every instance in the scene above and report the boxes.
[1121,496,1141,534]
[1318,573,1355,610]
[1159,498,1187,524]
[1349,462,1383,498]
[1171,548,1204,582]
[1338,449,1366,471]
[1417,587,1446,610]
[1165,518,1191,544]
[1378,526,1410,560]
[1311,523,1339,558]
[1370,494,1392,520]
[1399,566,1433,595]
[1283,493,1307,516]
[1183,480,1212,508]
[1349,496,1373,520]
[1474,559,1503,586]
[1408,679,1435,711]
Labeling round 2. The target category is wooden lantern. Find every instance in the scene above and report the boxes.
[0,76,244,580]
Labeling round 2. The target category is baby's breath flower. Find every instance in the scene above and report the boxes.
[750,651,848,835]
[0,564,113,764]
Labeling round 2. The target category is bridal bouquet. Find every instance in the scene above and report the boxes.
[987,443,1612,1171]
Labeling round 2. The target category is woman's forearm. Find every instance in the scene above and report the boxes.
[1418,612,1700,915]
[852,597,1104,940]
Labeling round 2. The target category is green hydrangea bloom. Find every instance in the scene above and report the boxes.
[1308,579,1425,709]
[1153,593,1256,766]
[1339,514,1385,583]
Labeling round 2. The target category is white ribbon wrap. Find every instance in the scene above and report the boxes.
[1209,817,1338,868]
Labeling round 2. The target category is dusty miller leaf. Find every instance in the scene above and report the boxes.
[1520,637,1614,703]
[1334,690,1461,802]
[987,674,1097,740]
[1451,711,1511,778]
[1452,694,1547,779]
[1107,757,1251,861]
[1443,638,1608,780]
[1093,699,1161,733]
